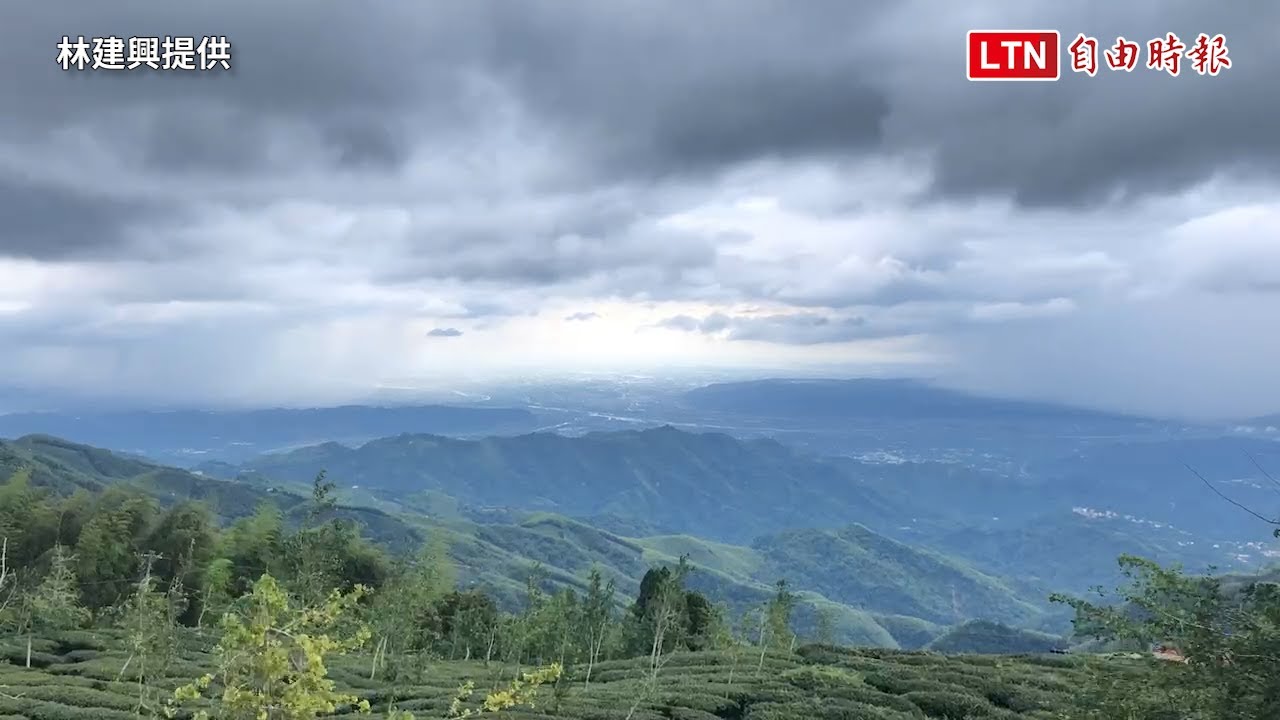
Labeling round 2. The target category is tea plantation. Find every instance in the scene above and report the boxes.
[0,629,1140,719]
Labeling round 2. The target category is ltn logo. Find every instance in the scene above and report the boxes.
[966,30,1061,81]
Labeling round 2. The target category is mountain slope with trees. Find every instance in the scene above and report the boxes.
[0,436,1043,647]
[200,426,904,544]
[206,425,1266,594]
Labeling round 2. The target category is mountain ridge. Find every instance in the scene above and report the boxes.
[204,424,1271,597]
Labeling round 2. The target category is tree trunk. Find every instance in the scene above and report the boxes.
[726,642,739,700]
[756,612,768,673]
[584,631,597,690]
[25,633,32,669]
[484,628,497,667]
[370,635,387,680]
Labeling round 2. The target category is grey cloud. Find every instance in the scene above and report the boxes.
[2,0,1273,226]
[0,172,174,260]
[564,312,600,322]
[659,312,883,345]
[138,102,276,174]
[658,314,722,333]
[444,300,538,319]
[656,315,700,332]
[582,69,889,182]
[398,234,714,286]
[427,327,463,337]
[878,1,1280,207]
[379,195,719,287]
[323,117,409,172]
[659,296,1083,347]
[4,1,888,189]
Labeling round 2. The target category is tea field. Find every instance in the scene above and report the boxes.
[0,629,1147,719]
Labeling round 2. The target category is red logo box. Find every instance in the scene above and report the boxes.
[967,30,1061,81]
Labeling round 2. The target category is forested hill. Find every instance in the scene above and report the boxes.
[204,425,1268,585]
[199,426,905,544]
[0,433,1052,648]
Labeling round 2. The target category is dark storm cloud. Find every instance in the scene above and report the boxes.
[426,327,463,338]
[5,1,1277,209]
[138,103,276,173]
[0,173,170,260]
[881,0,1280,207]
[5,1,890,184]
[323,118,409,172]
[3,0,1271,269]
[570,68,889,182]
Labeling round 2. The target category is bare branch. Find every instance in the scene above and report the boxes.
[0,537,8,590]
[1244,451,1280,496]
[1186,464,1279,525]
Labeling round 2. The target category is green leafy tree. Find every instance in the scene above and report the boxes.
[683,589,718,650]
[369,532,456,679]
[581,567,616,689]
[641,558,692,682]
[114,553,184,714]
[221,502,286,595]
[307,470,337,525]
[765,579,798,652]
[75,490,157,609]
[169,573,373,720]
[19,544,89,667]
[439,590,500,662]
[285,475,390,604]
[1053,554,1280,720]
[813,605,838,646]
[198,557,236,630]
[145,502,218,619]
[0,469,58,569]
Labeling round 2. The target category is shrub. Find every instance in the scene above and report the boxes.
[903,690,995,718]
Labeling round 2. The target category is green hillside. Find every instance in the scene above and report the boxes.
[203,426,903,544]
[750,527,1042,627]
[207,427,1257,599]
[926,621,1066,655]
[0,435,1042,647]
[914,510,1255,599]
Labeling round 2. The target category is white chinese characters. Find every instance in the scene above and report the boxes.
[57,36,232,71]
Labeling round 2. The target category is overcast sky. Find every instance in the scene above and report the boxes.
[1,1,1277,418]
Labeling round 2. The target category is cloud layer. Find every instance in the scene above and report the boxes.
[1,1,1278,417]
